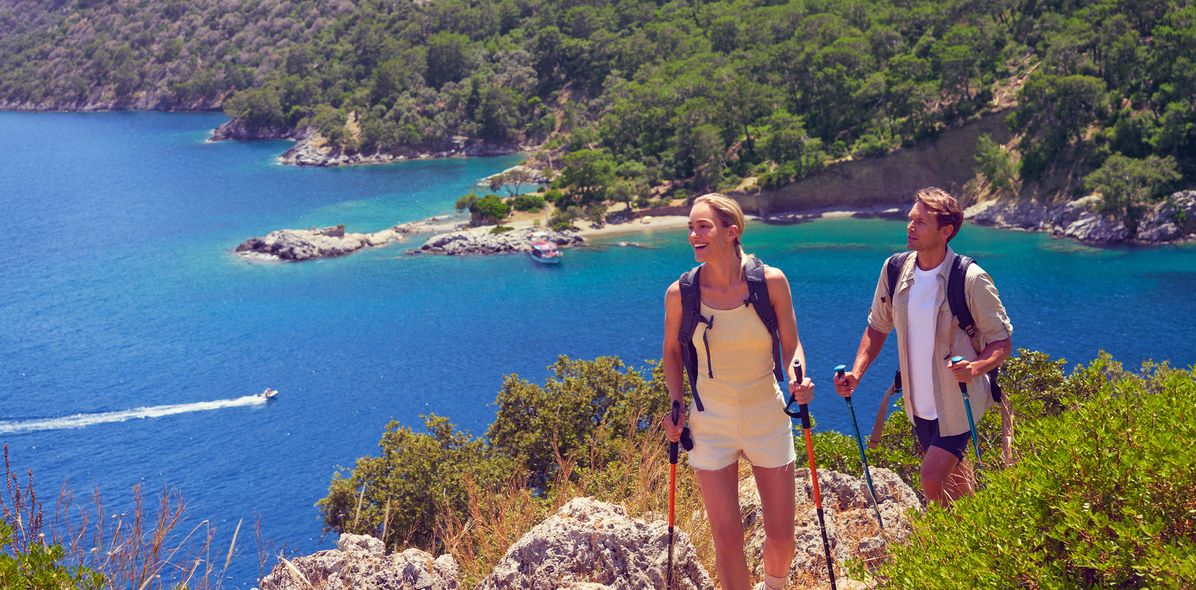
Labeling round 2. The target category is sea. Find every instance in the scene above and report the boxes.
[2,112,1194,586]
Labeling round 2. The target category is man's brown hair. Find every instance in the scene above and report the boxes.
[914,187,964,241]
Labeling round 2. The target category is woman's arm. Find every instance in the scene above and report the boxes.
[766,267,813,403]
[662,281,687,441]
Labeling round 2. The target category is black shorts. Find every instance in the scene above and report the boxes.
[913,416,970,461]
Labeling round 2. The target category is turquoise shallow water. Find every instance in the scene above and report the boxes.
[2,112,1194,586]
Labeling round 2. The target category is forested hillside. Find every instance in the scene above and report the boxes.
[2,0,1193,203]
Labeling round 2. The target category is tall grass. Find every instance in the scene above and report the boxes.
[426,409,718,588]
[3,445,261,589]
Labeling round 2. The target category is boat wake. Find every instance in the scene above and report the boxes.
[0,394,270,435]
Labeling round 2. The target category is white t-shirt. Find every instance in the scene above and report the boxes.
[907,259,944,420]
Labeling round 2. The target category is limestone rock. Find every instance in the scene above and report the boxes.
[259,533,459,590]
[1058,209,1131,243]
[235,225,404,261]
[1136,190,1196,243]
[477,497,713,590]
[414,227,583,256]
[209,119,294,142]
[968,191,1196,245]
[740,468,921,587]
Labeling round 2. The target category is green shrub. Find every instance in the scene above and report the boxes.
[318,415,516,551]
[510,193,546,212]
[974,134,1017,192]
[490,225,514,234]
[878,360,1196,588]
[548,206,581,231]
[469,194,511,226]
[0,523,103,590]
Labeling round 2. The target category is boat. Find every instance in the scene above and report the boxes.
[529,240,562,264]
[260,388,279,401]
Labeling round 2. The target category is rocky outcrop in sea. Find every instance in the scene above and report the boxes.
[235,225,404,262]
[967,190,1196,244]
[413,227,583,256]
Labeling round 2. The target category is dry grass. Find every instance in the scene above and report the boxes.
[3,445,261,590]
[426,411,725,588]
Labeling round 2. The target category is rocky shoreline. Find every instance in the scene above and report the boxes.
[258,468,920,590]
[234,220,585,262]
[207,120,524,167]
[967,190,1196,245]
[235,225,406,262]
[411,226,583,256]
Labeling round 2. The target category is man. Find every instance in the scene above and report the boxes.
[834,187,1012,506]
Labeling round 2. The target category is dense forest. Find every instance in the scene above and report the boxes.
[2,0,1193,204]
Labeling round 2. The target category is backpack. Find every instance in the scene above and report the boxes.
[885,251,1014,464]
[678,256,784,412]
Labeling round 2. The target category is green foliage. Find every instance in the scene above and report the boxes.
[319,356,668,549]
[974,134,1017,192]
[0,523,104,590]
[223,85,285,130]
[455,192,479,211]
[8,0,1193,203]
[489,225,515,234]
[878,359,1196,588]
[548,205,581,231]
[559,149,616,205]
[469,194,511,226]
[510,193,546,212]
[318,415,515,550]
[1084,154,1181,220]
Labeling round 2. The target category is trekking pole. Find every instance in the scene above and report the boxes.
[784,360,836,590]
[949,356,984,488]
[667,399,680,590]
[835,364,884,530]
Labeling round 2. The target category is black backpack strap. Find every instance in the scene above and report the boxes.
[744,257,785,383]
[885,251,912,306]
[677,266,705,412]
[947,254,976,338]
[947,254,1003,402]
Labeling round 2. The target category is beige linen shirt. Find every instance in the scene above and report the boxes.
[867,247,1013,436]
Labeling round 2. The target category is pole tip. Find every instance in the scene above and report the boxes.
[950,355,965,364]
[834,363,847,375]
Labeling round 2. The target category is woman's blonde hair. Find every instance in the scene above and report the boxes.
[693,193,746,258]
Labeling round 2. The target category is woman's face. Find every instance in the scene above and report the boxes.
[688,202,738,262]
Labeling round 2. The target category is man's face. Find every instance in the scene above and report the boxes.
[906,201,951,252]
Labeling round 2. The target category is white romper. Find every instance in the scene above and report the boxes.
[687,301,797,471]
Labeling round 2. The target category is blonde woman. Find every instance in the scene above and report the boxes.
[662,194,814,590]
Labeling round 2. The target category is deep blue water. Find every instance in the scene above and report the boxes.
[2,113,1194,586]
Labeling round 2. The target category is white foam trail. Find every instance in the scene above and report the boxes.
[0,395,269,435]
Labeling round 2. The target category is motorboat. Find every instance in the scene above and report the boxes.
[260,388,279,401]
[529,240,562,264]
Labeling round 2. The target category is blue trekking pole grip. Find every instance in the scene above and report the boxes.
[837,364,884,530]
[950,355,984,485]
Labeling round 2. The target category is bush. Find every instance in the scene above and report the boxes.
[878,359,1196,588]
[510,193,546,212]
[318,415,515,551]
[0,523,103,590]
[974,134,1017,192]
[319,357,669,552]
[1084,153,1181,221]
[548,206,581,231]
[469,194,511,226]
